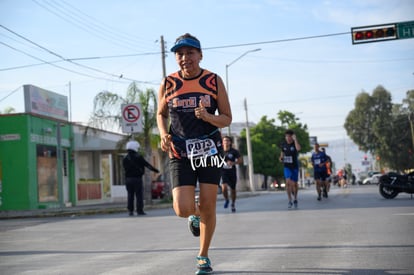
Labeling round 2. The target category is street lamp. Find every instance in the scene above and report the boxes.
[244,98,255,192]
[225,48,261,135]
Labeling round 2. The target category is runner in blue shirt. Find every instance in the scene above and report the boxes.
[279,129,301,209]
[311,143,328,201]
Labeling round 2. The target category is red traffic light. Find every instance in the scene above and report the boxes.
[351,23,397,44]
[365,30,374,39]
[355,32,364,40]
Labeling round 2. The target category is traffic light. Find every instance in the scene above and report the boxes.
[351,23,397,44]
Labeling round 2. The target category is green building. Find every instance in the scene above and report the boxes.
[0,84,163,212]
[0,113,74,210]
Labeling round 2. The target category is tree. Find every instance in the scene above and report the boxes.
[88,82,158,203]
[277,110,312,154]
[0,107,15,114]
[383,90,414,170]
[345,86,413,171]
[238,117,279,189]
[239,112,311,188]
[403,90,414,110]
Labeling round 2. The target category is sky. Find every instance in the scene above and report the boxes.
[1,0,414,172]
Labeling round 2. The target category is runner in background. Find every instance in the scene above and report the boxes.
[311,143,328,201]
[279,129,301,209]
[221,136,242,212]
[321,147,332,196]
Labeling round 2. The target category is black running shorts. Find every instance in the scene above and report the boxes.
[170,157,221,188]
[221,174,237,189]
[314,170,328,181]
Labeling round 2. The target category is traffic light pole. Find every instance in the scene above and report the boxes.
[409,112,414,151]
[351,20,414,44]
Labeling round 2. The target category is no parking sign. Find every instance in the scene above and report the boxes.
[121,103,143,133]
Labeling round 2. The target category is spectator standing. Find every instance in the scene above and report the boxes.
[123,140,159,216]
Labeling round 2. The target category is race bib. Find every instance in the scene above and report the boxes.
[223,161,233,169]
[283,156,293,163]
[186,138,218,159]
[314,159,321,165]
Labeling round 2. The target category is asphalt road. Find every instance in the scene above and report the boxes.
[0,184,413,275]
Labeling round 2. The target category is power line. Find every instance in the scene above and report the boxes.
[0,40,119,82]
[0,51,160,72]
[0,23,408,86]
[52,0,155,49]
[4,48,412,73]
[31,0,154,52]
[1,29,408,73]
[0,32,46,54]
[0,60,63,71]
[203,32,350,50]
[0,24,156,84]
[0,86,21,103]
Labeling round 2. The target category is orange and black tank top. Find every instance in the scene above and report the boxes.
[164,69,219,139]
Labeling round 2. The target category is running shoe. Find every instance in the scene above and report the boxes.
[188,215,200,237]
[231,204,236,213]
[317,195,321,201]
[288,201,293,209]
[224,199,229,209]
[195,256,213,274]
[293,200,298,208]
[323,189,328,198]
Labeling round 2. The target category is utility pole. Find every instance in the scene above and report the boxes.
[160,35,166,78]
[409,112,414,150]
[159,35,170,201]
[68,81,72,122]
[244,98,255,192]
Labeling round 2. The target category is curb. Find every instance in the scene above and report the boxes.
[0,191,261,219]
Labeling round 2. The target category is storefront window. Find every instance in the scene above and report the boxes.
[114,154,125,186]
[36,145,58,202]
[78,152,100,179]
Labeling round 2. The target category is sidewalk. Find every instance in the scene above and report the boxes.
[0,191,259,219]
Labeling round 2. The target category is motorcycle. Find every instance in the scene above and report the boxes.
[378,171,414,199]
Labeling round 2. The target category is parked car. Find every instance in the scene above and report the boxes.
[362,174,382,185]
[151,175,170,199]
[368,171,381,177]
[270,180,286,190]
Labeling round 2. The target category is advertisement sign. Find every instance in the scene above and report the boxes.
[24,84,68,121]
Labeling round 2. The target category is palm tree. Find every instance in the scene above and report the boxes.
[0,107,16,114]
[88,82,159,204]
